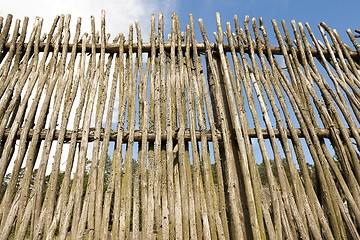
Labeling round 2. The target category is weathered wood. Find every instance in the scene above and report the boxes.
[1,12,360,240]
[199,16,246,240]
[189,14,230,239]
[29,14,74,239]
[4,39,360,61]
[45,33,92,240]
[158,12,170,240]
[118,23,136,240]
[40,18,82,238]
[5,126,360,141]
[14,15,67,239]
[0,18,38,224]
[256,19,309,239]
[57,15,98,240]
[111,33,128,240]
[259,18,326,239]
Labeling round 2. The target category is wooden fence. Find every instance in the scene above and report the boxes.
[0,10,360,239]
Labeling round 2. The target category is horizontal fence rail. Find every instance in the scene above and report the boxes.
[0,10,360,239]
[3,127,360,142]
[3,41,360,59]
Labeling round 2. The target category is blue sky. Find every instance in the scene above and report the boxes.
[175,0,359,30]
[173,0,360,46]
[1,0,359,42]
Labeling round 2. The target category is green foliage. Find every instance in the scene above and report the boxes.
[257,158,289,187]
[211,163,218,185]
[257,158,316,187]
[0,173,10,201]
[257,158,323,198]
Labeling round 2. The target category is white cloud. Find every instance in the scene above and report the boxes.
[0,0,176,41]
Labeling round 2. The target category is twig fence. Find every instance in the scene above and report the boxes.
[0,10,360,239]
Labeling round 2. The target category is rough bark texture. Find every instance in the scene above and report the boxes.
[0,11,359,239]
